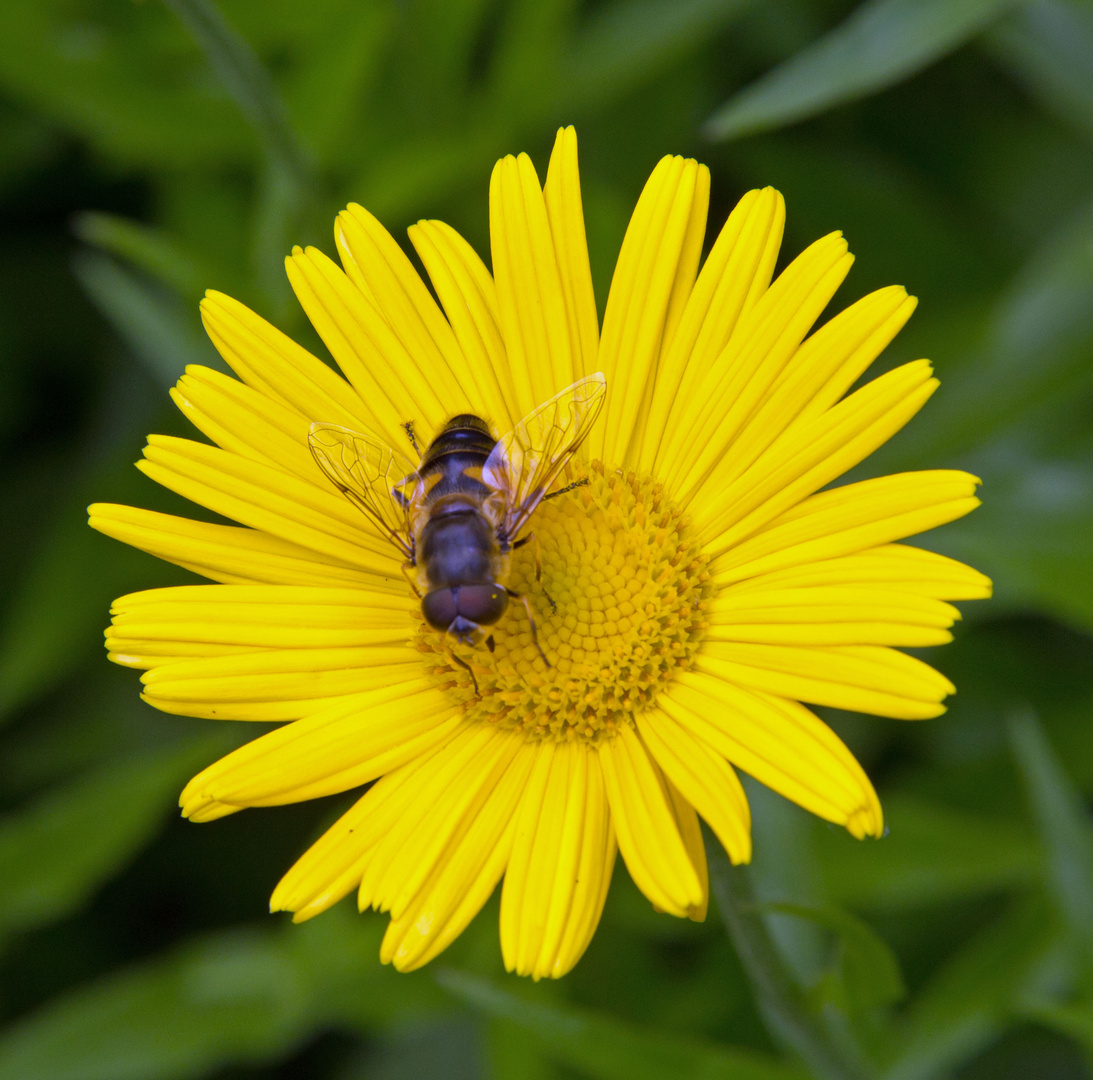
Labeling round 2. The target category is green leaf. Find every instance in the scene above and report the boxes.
[1008,710,1093,959]
[874,197,1093,469]
[0,930,305,1080]
[707,843,872,1080]
[562,0,754,110]
[280,1,392,163]
[344,1017,484,1080]
[705,0,1022,141]
[988,0,1093,140]
[745,779,827,987]
[74,213,209,301]
[0,107,55,199]
[0,1,253,169]
[487,0,574,114]
[0,735,233,941]
[757,903,905,1010]
[485,1018,559,1080]
[0,910,442,1080]
[1020,1000,1093,1059]
[932,449,1093,632]
[438,969,808,1080]
[885,202,1093,631]
[815,795,1040,910]
[160,0,311,193]
[0,416,182,721]
[160,0,317,312]
[71,251,220,385]
[883,896,1060,1080]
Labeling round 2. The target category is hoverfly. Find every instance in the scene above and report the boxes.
[308,374,607,686]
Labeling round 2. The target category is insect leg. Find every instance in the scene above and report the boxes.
[507,588,551,668]
[446,647,480,697]
[542,477,589,501]
[402,420,421,456]
[400,562,422,598]
[512,533,556,613]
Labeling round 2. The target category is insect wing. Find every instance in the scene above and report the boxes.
[308,422,418,559]
[482,373,606,542]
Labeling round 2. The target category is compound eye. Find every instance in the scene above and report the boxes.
[421,589,458,630]
[456,584,509,626]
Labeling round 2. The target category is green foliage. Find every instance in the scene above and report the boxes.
[883,896,1061,1080]
[704,0,1022,141]
[0,735,235,941]
[438,969,809,1080]
[0,0,1091,1077]
[757,902,906,1011]
[0,910,445,1080]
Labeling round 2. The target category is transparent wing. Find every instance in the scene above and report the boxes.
[482,373,607,543]
[308,422,419,560]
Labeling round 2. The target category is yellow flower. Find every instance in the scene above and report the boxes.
[89,127,990,980]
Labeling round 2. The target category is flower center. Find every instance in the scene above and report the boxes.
[416,461,711,744]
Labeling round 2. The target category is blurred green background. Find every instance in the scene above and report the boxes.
[1,0,1092,1077]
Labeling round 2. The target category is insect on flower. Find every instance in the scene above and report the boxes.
[307,373,607,684]
[90,127,992,980]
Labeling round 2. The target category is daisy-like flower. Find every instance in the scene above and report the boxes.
[90,127,990,980]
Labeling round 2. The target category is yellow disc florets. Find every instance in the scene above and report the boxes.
[416,461,711,743]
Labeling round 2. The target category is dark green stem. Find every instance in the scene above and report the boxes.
[162,0,312,193]
[706,833,875,1080]
[161,0,318,309]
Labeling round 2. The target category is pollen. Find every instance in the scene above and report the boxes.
[416,461,711,743]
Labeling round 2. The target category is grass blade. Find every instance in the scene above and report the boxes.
[705,0,1021,141]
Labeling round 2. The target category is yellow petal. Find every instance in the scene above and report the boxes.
[408,219,518,433]
[500,741,614,978]
[637,708,751,864]
[270,723,471,921]
[663,778,708,921]
[358,724,524,920]
[111,581,414,618]
[696,360,941,551]
[490,153,575,417]
[88,503,390,590]
[170,365,315,481]
[140,647,420,720]
[335,203,471,418]
[107,583,416,661]
[706,584,961,647]
[179,684,460,814]
[200,290,372,429]
[137,436,399,573]
[381,742,537,972]
[659,231,852,496]
[662,675,883,837]
[723,543,992,600]
[550,769,616,978]
[711,472,983,586]
[696,642,954,720]
[594,155,709,466]
[597,724,704,917]
[641,186,784,473]
[543,126,599,379]
[687,285,918,505]
[285,245,448,450]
